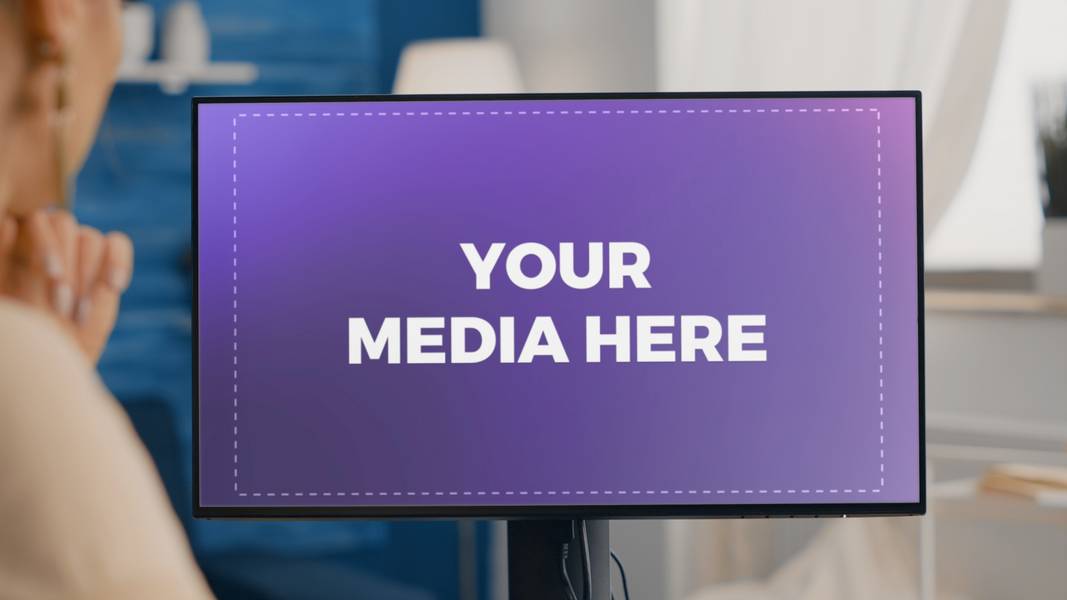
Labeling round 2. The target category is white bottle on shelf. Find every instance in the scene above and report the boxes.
[161,0,210,69]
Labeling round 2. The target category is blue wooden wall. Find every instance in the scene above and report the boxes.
[74,1,484,598]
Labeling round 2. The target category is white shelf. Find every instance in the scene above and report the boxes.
[116,61,258,94]
[927,412,1067,445]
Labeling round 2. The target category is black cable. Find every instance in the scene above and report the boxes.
[560,543,579,600]
[610,549,631,600]
[579,520,593,600]
[563,521,635,600]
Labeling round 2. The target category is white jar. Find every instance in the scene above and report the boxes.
[161,1,210,68]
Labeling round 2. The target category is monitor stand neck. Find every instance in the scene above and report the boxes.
[507,519,611,600]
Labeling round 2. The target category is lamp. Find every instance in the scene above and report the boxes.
[393,38,523,94]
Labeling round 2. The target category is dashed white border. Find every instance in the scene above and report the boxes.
[232,117,239,493]
[876,111,886,489]
[236,487,878,499]
[229,105,887,499]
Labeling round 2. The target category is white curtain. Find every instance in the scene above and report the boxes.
[656,2,1009,596]
[656,0,1010,241]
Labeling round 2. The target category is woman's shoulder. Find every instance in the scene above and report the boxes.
[0,298,84,355]
[0,302,216,599]
[0,299,95,394]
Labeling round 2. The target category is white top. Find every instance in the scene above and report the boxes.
[0,300,213,599]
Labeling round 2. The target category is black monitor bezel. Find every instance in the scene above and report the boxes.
[192,91,925,520]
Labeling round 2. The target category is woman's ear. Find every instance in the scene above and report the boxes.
[21,0,78,58]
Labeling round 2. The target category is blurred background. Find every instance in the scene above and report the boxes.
[79,0,1066,598]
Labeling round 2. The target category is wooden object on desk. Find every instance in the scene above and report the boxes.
[979,463,1067,502]
[925,290,1067,316]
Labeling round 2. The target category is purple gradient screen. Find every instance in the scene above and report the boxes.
[197,96,920,508]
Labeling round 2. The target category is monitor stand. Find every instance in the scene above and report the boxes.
[507,519,611,600]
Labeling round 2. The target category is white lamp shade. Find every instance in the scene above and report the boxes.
[393,38,524,94]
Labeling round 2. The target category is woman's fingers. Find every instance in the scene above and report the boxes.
[27,212,63,279]
[104,231,133,292]
[1,210,135,364]
[80,273,120,362]
[49,211,79,317]
[50,211,79,269]
[76,231,133,361]
[26,212,70,315]
[75,226,105,323]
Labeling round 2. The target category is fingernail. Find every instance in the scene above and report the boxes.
[54,284,73,317]
[109,268,130,292]
[76,297,92,323]
[45,254,63,279]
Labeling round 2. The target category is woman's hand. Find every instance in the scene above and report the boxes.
[0,211,133,364]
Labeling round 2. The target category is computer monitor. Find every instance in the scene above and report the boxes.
[194,92,923,521]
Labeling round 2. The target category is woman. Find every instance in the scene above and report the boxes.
[0,1,213,597]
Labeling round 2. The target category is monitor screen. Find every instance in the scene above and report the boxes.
[194,92,924,518]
